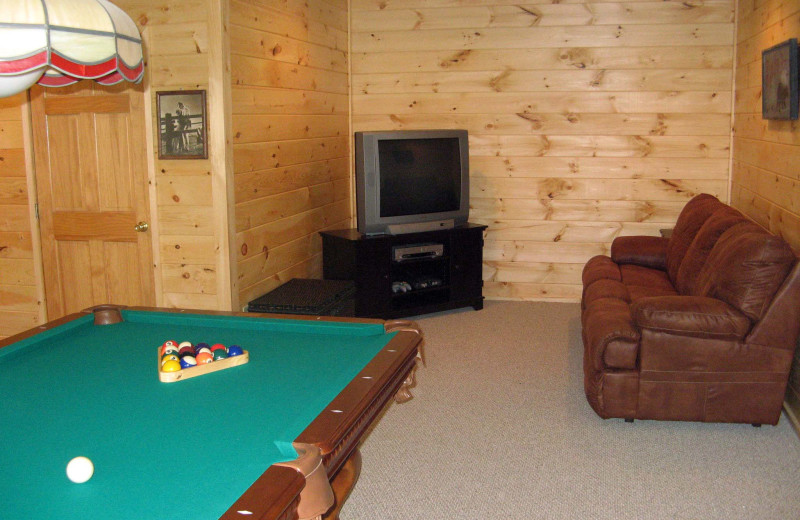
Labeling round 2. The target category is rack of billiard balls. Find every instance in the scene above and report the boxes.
[158,340,249,383]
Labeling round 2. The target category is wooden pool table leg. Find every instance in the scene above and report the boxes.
[323,448,362,520]
[384,320,424,404]
[395,359,419,403]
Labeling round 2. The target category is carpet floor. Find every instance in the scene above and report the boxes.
[341,301,800,519]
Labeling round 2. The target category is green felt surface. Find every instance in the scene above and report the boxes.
[0,310,393,520]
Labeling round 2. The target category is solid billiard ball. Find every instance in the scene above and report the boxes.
[227,345,243,356]
[196,352,213,364]
[161,360,181,372]
[66,456,94,483]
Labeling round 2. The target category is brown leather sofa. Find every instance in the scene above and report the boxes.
[582,194,800,425]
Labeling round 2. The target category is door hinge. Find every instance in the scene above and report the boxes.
[34,202,39,220]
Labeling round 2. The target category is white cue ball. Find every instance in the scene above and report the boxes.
[66,456,94,483]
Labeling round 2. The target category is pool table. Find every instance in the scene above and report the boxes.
[0,305,423,520]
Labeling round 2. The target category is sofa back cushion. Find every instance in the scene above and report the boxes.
[676,206,748,295]
[695,223,796,322]
[666,194,726,285]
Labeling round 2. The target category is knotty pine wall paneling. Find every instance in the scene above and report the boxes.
[351,0,736,301]
[730,0,800,433]
[230,0,352,308]
[118,0,234,311]
[0,94,44,339]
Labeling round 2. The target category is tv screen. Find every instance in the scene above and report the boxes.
[355,129,469,235]
[378,137,461,218]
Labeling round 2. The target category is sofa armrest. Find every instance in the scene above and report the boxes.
[583,299,640,370]
[611,236,668,270]
[631,295,751,341]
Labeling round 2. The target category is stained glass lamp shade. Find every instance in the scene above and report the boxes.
[0,0,144,97]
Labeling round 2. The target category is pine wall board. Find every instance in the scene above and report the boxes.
[351,0,736,301]
[730,0,800,434]
[0,94,41,339]
[732,0,800,248]
[113,0,232,312]
[230,0,352,309]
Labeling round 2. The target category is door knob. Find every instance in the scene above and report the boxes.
[134,221,149,232]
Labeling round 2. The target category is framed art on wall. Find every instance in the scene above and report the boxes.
[156,90,208,159]
[762,38,798,120]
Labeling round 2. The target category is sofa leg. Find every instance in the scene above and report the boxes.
[624,418,634,423]
[752,423,761,427]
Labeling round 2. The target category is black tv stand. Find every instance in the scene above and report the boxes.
[320,224,486,319]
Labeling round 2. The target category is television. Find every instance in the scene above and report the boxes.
[354,129,470,235]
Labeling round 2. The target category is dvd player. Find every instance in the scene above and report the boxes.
[392,243,444,262]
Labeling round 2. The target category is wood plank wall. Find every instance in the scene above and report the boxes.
[230,0,351,309]
[0,94,42,339]
[731,0,800,250]
[119,0,231,311]
[730,0,800,432]
[351,0,736,301]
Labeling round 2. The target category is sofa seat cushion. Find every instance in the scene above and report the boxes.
[628,284,679,301]
[632,295,752,340]
[619,264,678,301]
[620,264,673,287]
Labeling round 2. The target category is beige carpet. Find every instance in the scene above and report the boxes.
[341,301,800,519]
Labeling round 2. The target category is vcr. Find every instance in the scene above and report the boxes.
[392,242,444,262]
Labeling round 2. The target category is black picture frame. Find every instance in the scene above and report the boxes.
[156,90,208,159]
[762,38,799,120]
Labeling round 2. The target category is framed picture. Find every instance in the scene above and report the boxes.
[762,38,798,120]
[156,90,208,159]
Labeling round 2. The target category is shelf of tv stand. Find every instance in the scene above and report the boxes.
[391,286,450,311]
[320,224,486,319]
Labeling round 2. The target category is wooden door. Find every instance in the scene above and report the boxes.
[30,83,154,319]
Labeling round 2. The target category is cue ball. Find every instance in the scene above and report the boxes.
[66,456,94,483]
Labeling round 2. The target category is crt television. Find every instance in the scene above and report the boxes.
[354,129,470,235]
